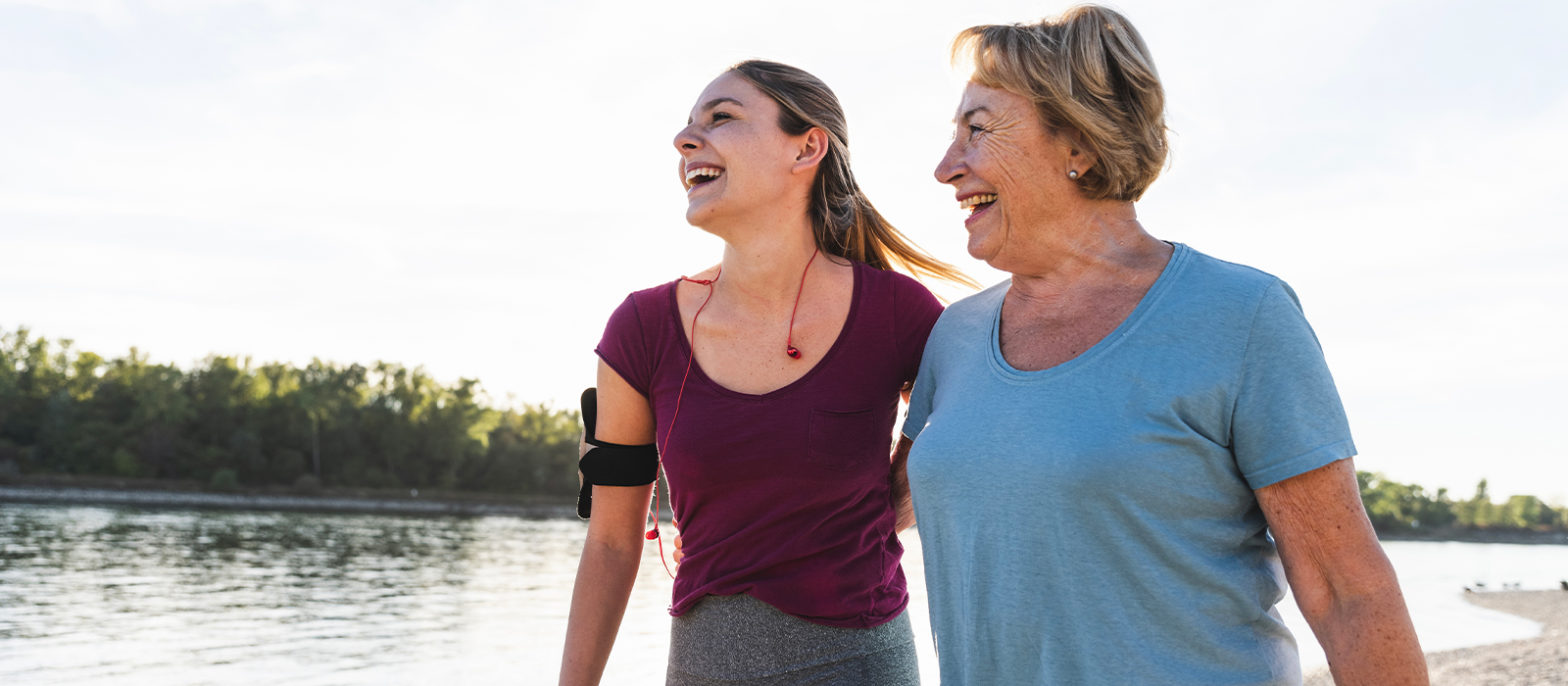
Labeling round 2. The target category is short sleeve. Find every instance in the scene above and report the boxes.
[902,353,936,442]
[893,277,945,384]
[594,294,653,396]
[901,305,948,443]
[1231,279,1356,489]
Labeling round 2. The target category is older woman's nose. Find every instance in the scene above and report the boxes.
[934,141,964,184]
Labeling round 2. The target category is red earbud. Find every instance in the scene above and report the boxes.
[783,249,817,361]
[645,528,659,540]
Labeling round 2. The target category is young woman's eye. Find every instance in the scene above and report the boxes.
[711,112,732,123]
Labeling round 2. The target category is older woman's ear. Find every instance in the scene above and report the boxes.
[791,127,831,175]
[1058,129,1099,181]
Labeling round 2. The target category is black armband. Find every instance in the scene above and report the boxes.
[576,387,658,519]
[576,440,658,519]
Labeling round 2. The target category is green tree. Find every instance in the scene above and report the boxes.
[0,326,594,498]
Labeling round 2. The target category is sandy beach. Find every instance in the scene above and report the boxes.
[1306,589,1568,685]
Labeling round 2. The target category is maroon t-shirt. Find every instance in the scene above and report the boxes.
[595,260,944,628]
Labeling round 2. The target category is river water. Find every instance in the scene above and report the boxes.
[1,504,1564,684]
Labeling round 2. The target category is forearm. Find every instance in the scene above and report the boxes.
[1259,460,1427,684]
[1299,560,1427,685]
[558,539,642,686]
[890,437,915,531]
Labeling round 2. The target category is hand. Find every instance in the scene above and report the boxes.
[577,428,588,490]
[577,387,593,499]
[671,519,684,570]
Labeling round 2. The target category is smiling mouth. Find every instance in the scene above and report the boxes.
[685,167,724,191]
[959,193,997,215]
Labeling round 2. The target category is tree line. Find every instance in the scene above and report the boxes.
[0,328,580,496]
[1358,471,1568,534]
[3,327,1564,529]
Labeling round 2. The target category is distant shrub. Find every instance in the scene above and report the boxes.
[111,448,141,477]
[271,449,306,484]
[293,474,321,493]
[0,438,21,465]
[362,467,399,490]
[210,468,240,492]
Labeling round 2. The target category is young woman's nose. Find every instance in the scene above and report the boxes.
[673,124,703,153]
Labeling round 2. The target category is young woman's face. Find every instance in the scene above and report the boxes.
[672,72,803,228]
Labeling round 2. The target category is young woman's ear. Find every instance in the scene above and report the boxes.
[792,127,830,175]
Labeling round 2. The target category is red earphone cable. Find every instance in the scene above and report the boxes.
[784,249,818,360]
[647,269,720,579]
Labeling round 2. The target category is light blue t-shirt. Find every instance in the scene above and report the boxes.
[903,243,1355,685]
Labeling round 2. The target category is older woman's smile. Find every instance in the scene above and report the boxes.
[957,192,997,212]
[959,192,998,226]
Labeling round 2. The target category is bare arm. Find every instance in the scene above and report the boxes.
[890,435,915,532]
[558,361,656,686]
[889,385,917,532]
[1257,458,1427,685]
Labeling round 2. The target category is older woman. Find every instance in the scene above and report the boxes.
[901,6,1426,685]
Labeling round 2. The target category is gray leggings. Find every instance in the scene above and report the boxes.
[666,594,920,685]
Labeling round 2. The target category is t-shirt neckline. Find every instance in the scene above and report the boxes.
[987,242,1190,381]
[665,259,864,400]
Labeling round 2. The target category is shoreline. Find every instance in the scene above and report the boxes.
[1305,590,1568,685]
[6,481,1560,544]
[0,483,577,519]
[1375,529,1568,546]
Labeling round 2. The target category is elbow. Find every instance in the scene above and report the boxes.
[1294,557,1406,628]
[581,533,646,574]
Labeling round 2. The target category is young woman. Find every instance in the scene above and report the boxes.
[558,60,970,686]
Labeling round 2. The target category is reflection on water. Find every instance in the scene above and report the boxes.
[2,503,1565,685]
[0,504,579,685]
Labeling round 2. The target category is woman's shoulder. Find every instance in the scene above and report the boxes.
[859,262,941,303]
[940,279,1008,320]
[1161,244,1322,342]
[1169,243,1293,309]
[1174,243,1283,286]
[628,278,680,301]
[619,275,686,307]
[603,278,681,334]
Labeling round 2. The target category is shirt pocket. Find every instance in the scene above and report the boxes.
[807,408,877,472]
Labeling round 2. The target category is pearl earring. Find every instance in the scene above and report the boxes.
[1067,170,1080,180]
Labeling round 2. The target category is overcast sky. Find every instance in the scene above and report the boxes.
[3,0,1564,501]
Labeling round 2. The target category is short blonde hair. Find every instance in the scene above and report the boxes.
[953,5,1167,201]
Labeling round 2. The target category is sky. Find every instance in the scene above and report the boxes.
[2,0,1565,502]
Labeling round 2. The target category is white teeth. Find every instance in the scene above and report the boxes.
[959,194,997,210]
[685,167,723,186]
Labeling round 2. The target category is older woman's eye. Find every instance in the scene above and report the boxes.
[968,124,988,139]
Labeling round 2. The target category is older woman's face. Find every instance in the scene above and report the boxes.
[934,82,1077,267]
